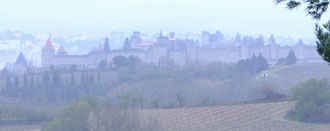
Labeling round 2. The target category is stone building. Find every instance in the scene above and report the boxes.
[41,31,324,69]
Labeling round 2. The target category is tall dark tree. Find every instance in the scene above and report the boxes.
[23,73,28,88]
[52,70,61,88]
[70,73,75,86]
[5,77,11,89]
[97,72,101,82]
[287,50,297,65]
[257,53,269,72]
[103,37,110,52]
[30,74,35,89]
[98,60,108,70]
[113,56,129,68]
[123,37,131,49]
[128,55,141,68]
[89,73,94,84]
[14,76,19,89]
[234,34,241,43]
[81,72,86,86]
[1,68,10,77]
[42,71,50,85]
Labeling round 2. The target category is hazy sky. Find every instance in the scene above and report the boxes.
[0,0,329,38]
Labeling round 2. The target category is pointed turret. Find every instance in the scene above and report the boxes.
[44,38,55,51]
[267,34,276,45]
[234,34,241,43]
[42,38,55,67]
[57,45,68,55]
[297,38,305,45]
[15,52,27,65]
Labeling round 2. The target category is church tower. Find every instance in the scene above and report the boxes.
[42,38,55,67]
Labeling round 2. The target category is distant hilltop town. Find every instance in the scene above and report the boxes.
[11,31,323,75]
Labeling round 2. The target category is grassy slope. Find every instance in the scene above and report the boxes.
[255,63,330,94]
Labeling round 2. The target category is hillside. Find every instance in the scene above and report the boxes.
[256,63,330,95]
[139,102,330,131]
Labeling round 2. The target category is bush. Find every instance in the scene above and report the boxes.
[288,79,330,122]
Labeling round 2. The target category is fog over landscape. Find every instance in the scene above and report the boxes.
[0,0,330,131]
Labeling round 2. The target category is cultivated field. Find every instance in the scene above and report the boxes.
[3,102,330,131]
[139,102,330,131]
[0,125,41,131]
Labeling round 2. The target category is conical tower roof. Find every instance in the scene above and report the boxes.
[297,38,305,45]
[44,38,54,50]
[15,52,27,65]
[57,45,67,55]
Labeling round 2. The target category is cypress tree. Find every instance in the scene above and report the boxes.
[14,76,19,89]
[5,77,11,89]
[103,37,110,52]
[81,72,85,86]
[42,71,50,85]
[30,74,35,89]
[257,53,269,72]
[23,73,28,88]
[97,72,101,82]
[70,73,75,86]
[286,50,297,65]
[89,73,94,84]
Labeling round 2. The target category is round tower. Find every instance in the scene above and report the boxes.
[42,38,55,67]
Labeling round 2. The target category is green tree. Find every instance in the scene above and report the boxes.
[113,56,129,68]
[23,73,28,88]
[103,37,110,52]
[289,79,330,122]
[128,55,142,68]
[257,53,269,72]
[52,70,61,88]
[97,72,101,82]
[42,97,98,131]
[30,74,35,89]
[89,73,94,84]
[286,50,297,65]
[117,92,139,108]
[80,72,86,86]
[70,73,75,86]
[5,77,11,89]
[316,21,330,64]
[175,92,186,107]
[42,71,50,85]
[275,0,328,20]
[151,98,160,109]
[69,64,77,72]
[14,76,19,89]
[123,37,131,49]
[98,60,108,70]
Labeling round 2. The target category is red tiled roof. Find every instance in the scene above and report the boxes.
[98,44,103,51]
[44,38,54,50]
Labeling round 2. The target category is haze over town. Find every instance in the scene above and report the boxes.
[0,0,330,130]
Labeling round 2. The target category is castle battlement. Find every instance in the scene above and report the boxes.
[41,32,324,69]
